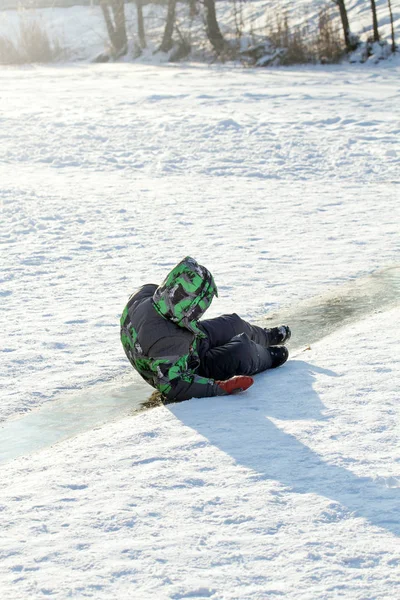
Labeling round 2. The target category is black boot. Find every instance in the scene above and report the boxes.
[268,346,289,368]
[265,325,291,346]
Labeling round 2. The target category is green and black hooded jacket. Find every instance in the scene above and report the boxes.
[120,257,226,402]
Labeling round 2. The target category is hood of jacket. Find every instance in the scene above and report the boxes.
[152,256,218,337]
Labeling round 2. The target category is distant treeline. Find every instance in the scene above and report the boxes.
[0,0,397,66]
[1,0,97,8]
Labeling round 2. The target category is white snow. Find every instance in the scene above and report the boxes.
[0,58,400,598]
[0,308,399,599]
[1,63,399,420]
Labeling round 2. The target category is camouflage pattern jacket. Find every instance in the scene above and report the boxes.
[120,257,226,402]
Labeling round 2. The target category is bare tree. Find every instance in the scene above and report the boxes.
[387,0,396,52]
[332,0,356,52]
[159,0,177,52]
[100,0,128,56]
[204,0,225,54]
[188,0,198,18]
[370,0,380,42]
[233,0,245,42]
[136,0,146,50]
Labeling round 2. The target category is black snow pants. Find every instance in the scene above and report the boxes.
[196,313,274,381]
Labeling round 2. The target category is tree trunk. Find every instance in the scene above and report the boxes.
[370,0,380,42]
[100,2,116,48]
[136,0,146,49]
[387,0,396,52]
[159,0,177,52]
[204,0,225,54]
[188,0,197,18]
[100,0,127,56]
[111,0,127,52]
[333,0,353,52]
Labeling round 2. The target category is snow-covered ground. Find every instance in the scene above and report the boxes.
[0,308,399,599]
[1,63,399,421]
[0,60,399,598]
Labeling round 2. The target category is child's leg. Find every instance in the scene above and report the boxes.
[199,313,270,349]
[197,332,273,381]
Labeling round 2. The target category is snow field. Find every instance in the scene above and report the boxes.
[0,307,399,599]
[0,55,399,599]
[1,64,399,421]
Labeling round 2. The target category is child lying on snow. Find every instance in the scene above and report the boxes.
[120,256,290,402]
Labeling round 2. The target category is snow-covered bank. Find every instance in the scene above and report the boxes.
[0,0,399,63]
[0,307,399,599]
[1,64,399,422]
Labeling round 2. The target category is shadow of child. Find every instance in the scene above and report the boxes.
[169,359,400,537]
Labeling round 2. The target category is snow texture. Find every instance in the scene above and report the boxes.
[0,57,399,599]
[1,64,399,420]
[0,308,399,599]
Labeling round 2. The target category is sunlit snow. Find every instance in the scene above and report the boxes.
[0,60,399,599]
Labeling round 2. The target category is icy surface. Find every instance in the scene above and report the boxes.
[1,64,399,421]
[0,308,399,599]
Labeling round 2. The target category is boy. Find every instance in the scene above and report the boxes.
[120,256,290,402]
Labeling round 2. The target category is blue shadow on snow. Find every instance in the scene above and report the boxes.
[169,359,400,537]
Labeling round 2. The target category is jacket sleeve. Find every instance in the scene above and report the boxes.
[149,344,226,402]
[166,371,226,402]
[148,335,226,402]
